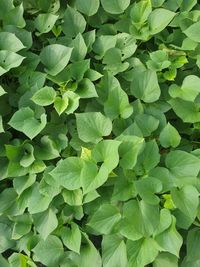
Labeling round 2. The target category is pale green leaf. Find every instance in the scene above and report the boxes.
[61,222,81,254]
[32,86,56,106]
[33,209,58,240]
[8,107,47,139]
[40,44,73,76]
[87,204,121,234]
[159,123,181,148]
[75,0,99,16]
[76,112,112,143]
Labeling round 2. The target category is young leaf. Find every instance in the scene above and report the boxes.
[54,95,69,115]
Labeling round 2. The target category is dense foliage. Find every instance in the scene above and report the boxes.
[1,0,200,266]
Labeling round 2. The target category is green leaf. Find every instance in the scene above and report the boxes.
[93,35,117,59]
[148,8,176,34]
[0,222,15,253]
[186,228,200,261]
[130,0,152,24]
[87,204,121,234]
[131,69,160,103]
[153,252,178,267]
[40,44,73,76]
[0,50,25,75]
[0,0,13,20]
[159,123,181,148]
[79,234,102,267]
[0,116,4,133]
[155,217,183,257]
[13,174,36,195]
[103,48,129,75]
[117,135,144,170]
[135,177,162,205]
[9,253,36,267]
[171,185,199,220]
[0,32,25,52]
[70,33,87,62]
[0,254,9,267]
[183,20,200,42]
[12,214,32,240]
[101,0,130,14]
[147,50,171,71]
[76,112,112,143]
[61,222,81,254]
[134,114,159,137]
[4,3,25,28]
[103,73,133,119]
[0,85,6,96]
[76,78,97,98]
[75,0,99,16]
[50,157,83,190]
[92,140,121,173]
[81,140,120,193]
[62,189,83,206]
[32,235,64,267]
[102,235,127,267]
[9,107,47,139]
[34,135,60,160]
[28,183,52,214]
[168,98,200,123]
[81,161,107,194]
[137,140,160,172]
[127,238,159,267]
[33,209,58,240]
[62,6,86,38]
[165,150,200,177]
[35,13,58,34]
[169,75,200,102]
[65,91,80,114]
[85,69,103,81]
[120,200,160,240]
[32,86,56,106]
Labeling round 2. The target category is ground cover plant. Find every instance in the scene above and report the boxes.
[1,0,200,266]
